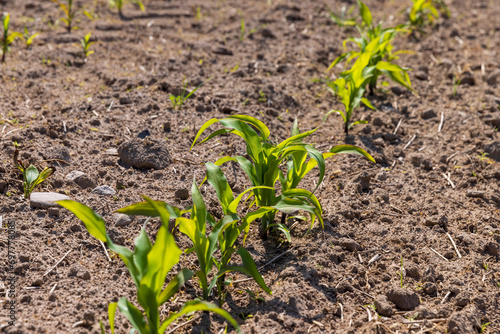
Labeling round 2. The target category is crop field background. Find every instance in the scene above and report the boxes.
[0,0,499,333]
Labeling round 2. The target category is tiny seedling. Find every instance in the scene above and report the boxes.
[22,27,40,49]
[407,0,449,32]
[51,0,77,33]
[329,5,357,27]
[169,77,212,110]
[80,32,95,59]
[239,16,260,42]
[452,74,461,97]
[108,0,145,20]
[480,322,491,333]
[14,149,55,198]
[1,13,23,63]
[324,72,376,135]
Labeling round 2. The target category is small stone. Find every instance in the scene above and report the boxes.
[261,28,276,38]
[484,242,499,256]
[65,171,96,189]
[104,148,119,156]
[174,188,189,200]
[415,71,428,81]
[459,73,475,86]
[423,282,437,295]
[391,86,405,96]
[118,138,172,169]
[421,159,433,171]
[447,304,481,334]
[70,224,81,232]
[92,185,116,196]
[48,293,58,302]
[406,264,419,278]
[212,47,233,56]
[163,122,171,132]
[31,192,71,209]
[486,69,500,86]
[114,213,133,227]
[421,109,437,119]
[386,288,420,310]
[339,238,362,252]
[77,269,91,280]
[372,117,385,127]
[119,96,131,104]
[372,138,385,147]
[382,133,397,142]
[48,208,59,217]
[466,190,485,198]
[137,129,151,139]
[374,295,394,317]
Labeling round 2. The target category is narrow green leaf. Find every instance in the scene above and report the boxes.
[158,268,195,305]
[56,200,107,242]
[329,144,375,162]
[108,302,118,334]
[117,298,149,334]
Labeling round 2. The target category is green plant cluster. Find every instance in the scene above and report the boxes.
[58,115,375,333]
[325,1,416,135]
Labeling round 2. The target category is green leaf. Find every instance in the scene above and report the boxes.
[159,300,240,333]
[108,302,118,334]
[116,201,181,219]
[329,144,375,163]
[360,97,376,110]
[191,177,207,233]
[228,115,271,140]
[25,165,39,188]
[357,0,372,27]
[56,200,107,242]
[132,229,152,277]
[205,162,234,214]
[158,268,195,305]
[117,298,149,334]
[191,118,220,150]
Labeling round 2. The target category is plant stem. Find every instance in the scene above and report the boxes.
[260,215,268,240]
[344,121,349,135]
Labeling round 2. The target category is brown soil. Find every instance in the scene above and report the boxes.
[1,0,500,333]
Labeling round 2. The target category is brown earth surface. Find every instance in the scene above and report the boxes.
[1,0,500,333]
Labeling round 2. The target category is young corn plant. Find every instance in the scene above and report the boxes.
[169,77,212,110]
[192,115,374,239]
[328,1,413,94]
[109,0,145,20]
[1,13,23,63]
[57,198,240,334]
[14,150,55,198]
[407,0,450,32]
[324,65,376,135]
[22,27,40,49]
[117,171,272,305]
[80,32,95,59]
[328,5,357,27]
[51,0,77,33]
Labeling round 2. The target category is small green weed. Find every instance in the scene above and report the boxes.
[14,149,55,198]
[1,13,23,63]
[22,27,39,49]
[51,0,78,33]
[108,0,145,20]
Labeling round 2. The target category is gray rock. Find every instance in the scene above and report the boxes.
[175,188,190,200]
[30,192,71,209]
[212,47,233,56]
[65,171,96,189]
[466,190,485,198]
[415,71,428,81]
[386,288,420,310]
[339,238,362,252]
[118,138,172,169]
[483,140,500,161]
[114,213,133,227]
[119,95,131,104]
[486,69,500,86]
[447,304,481,334]
[92,185,116,196]
[421,109,437,119]
[43,146,71,164]
[374,295,394,317]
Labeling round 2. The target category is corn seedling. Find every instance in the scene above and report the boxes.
[324,70,376,135]
[14,149,55,198]
[51,0,77,33]
[1,13,23,63]
[239,16,260,42]
[57,199,240,334]
[329,5,357,27]
[117,170,272,305]
[192,115,374,239]
[407,0,449,32]
[328,1,413,94]
[80,32,95,59]
[109,0,145,20]
[169,77,212,110]
[480,322,491,333]
[22,27,39,49]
